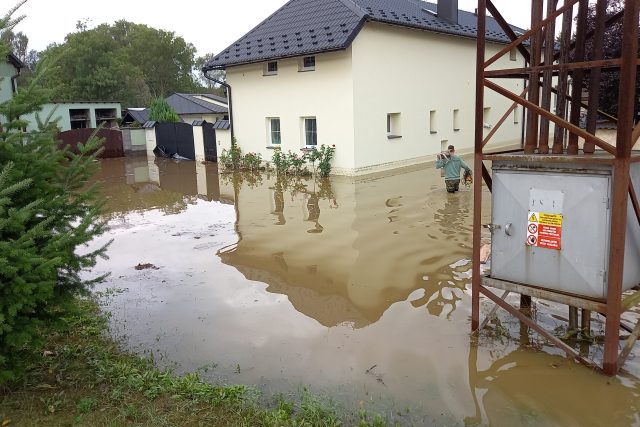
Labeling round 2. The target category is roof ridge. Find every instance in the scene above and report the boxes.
[336,0,369,19]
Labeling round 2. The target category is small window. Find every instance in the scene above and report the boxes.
[510,48,517,61]
[514,105,520,124]
[303,117,317,146]
[483,107,492,129]
[299,56,316,72]
[268,118,281,145]
[387,113,402,139]
[429,110,437,134]
[453,109,460,131]
[264,61,278,76]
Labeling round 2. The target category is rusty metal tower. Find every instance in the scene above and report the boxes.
[472,0,640,375]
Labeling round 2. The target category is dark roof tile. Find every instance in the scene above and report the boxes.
[204,0,525,71]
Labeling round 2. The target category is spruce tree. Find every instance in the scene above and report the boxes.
[0,2,109,383]
[148,97,180,122]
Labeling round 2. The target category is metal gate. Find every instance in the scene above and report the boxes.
[154,122,195,160]
[202,122,217,162]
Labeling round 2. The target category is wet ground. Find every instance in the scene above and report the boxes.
[88,156,640,426]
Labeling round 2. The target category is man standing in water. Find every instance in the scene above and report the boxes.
[435,145,472,193]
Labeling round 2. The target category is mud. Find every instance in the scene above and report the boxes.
[88,156,640,426]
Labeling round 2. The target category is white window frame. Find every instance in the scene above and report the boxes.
[302,117,318,147]
[267,117,281,145]
[264,61,278,76]
[299,56,316,72]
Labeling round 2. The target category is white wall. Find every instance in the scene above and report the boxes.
[226,22,525,175]
[226,49,355,170]
[351,22,525,173]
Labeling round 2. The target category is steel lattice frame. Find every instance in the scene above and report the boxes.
[472,0,640,375]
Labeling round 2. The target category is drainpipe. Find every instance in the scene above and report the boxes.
[203,69,234,143]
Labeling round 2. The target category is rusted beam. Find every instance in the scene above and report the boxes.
[484,0,580,69]
[477,290,510,332]
[618,317,640,369]
[472,0,487,332]
[486,0,530,62]
[585,0,609,154]
[605,0,640,375]
[568,0,589,155]
[524,0,543,155]
[482,276,608,313]
[482,87,529,148]
[550,87,619,125]
[553,5,574,154]
[481,285,597,368]
[482,163,492,192]
[551,9,626,64]
[539,0,558,155]
[484,58,628,78]
[484,79,617,155]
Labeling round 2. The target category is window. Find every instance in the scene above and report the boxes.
[264,61,278,76]
[510,48,517,61]
[268,118,281,145]
[69,109,90,129]
[453,109,460,131]
[299,56,316,71]
[387,113,402,139]
[303,117,317,146]
[429,110,437,134]
[514,105,520,124]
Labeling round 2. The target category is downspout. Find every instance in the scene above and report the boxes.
[203,69,234,143]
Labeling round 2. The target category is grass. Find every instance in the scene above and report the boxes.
[0,298,389,426]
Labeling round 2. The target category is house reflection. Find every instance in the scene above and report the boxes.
[95,157,222,217]
[218,167,475,328]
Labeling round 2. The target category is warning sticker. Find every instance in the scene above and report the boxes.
[526,211,562,250]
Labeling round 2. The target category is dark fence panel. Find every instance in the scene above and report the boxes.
[154,122,195,160]
[202,122,217,162]
[58,128,124,158]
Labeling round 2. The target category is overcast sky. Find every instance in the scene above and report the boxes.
[15,0,532,56]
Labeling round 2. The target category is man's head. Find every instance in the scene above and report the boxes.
[448,145,455,153]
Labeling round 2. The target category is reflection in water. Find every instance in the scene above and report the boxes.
[90,157,640,426]
[217,170,472,329]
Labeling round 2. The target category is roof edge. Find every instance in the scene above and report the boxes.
[203,0,300,72]
[7,52,24,69]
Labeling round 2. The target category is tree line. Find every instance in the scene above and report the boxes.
[3,20,225,108]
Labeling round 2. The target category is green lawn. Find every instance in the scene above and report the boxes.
[0,299,387,427]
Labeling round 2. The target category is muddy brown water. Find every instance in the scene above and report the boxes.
[88,156,640,426]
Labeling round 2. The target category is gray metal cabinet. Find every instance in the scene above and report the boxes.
[490,161,640,300]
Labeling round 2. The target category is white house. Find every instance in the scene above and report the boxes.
[204,0,527,176]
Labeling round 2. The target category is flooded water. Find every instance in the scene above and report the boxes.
[88,156,640,426]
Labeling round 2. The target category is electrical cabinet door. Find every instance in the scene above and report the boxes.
[491,169,611,299]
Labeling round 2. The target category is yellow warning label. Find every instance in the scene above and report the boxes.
[539,213,563,226]
[529,213,538,222]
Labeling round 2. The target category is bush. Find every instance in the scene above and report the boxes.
[0,9,108,383]
[241,152,262,171]
[148,97,180,123]
[271,149,311,176]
